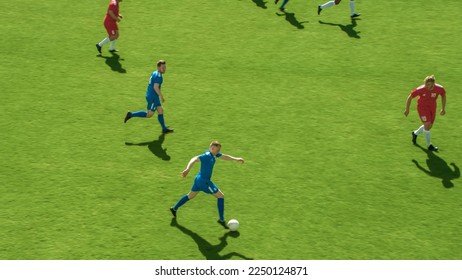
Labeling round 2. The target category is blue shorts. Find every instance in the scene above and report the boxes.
[146,96,161,111]
[191,176,219,194]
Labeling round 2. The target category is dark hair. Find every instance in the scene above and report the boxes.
[157,60,166,67]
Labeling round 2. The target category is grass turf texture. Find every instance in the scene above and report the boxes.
[1,0,462,259]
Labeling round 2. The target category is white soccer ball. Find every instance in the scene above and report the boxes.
[227,219,239,231]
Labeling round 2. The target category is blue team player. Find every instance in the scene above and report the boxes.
[170,141,245,229]
[124,60,174,134]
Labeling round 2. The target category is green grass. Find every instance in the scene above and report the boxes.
[1,0,462,259]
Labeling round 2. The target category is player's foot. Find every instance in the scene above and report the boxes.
[170,207,177,218]
[274,0,279,4]
[162,127,174,134]
[411,131,417,145]
[428,144,438,152]
[279,7,286,12]
[124,112,132,123]
[109,49,119,53]
[96,43,102,54]
[317,5,322,15]
[350,13,361,19]
[217,220,228,229]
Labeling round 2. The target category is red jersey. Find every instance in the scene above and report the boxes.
[410,83,446,108]
[104,0,120,24]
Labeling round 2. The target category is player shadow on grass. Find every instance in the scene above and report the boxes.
[250,0,267,9]
[97,52,127,73]
[412,144,460,188]
[276,11,307,29]
[318,19,361,39]
[125,133,171,161]
[170,218,253,260]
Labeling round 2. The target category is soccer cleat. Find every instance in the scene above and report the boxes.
[217,220,229,229]
[109,49,119,53]
[278,7,286,12]
[317,5,322,15]
[96,43,102,54]
[428,144,438,151]
[170,207,177,218]
[124,112,132,123]
[350,13,361,19]
[162,127,174,134]
[411,131,417,145]
[274,0,279,4]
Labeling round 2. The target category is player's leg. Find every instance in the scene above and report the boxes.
[318,0,337,15]
[349,0,361,18]
[279,0,289,11]
[125,98,155,123]
[157,106,174,133]
[170,190,199,217]
[97,22,116,53]
[96,37,109,53]
[411,124,425,145]
[109,30,119,52]
[214,191,225,222]
[211,184,225,223]
[423,110,437,150]
[418,109,437,150]
[423,122,435,150]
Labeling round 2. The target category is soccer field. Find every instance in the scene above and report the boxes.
[1,0,462,260]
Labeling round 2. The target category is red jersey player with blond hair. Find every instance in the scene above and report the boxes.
[404,75,447,151]
[96,0,123,54]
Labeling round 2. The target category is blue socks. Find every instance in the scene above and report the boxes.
[173,195,189,210]
[280,0,289,9]
[158,114,167,130]
[217,198,224,221]
[173,195,224,221]
[131,110,147,118]
[129,111,168,131]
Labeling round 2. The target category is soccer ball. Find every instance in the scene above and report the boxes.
[227,219,239,231]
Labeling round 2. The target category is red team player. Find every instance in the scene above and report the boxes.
[96,0,123,54]
[404,75,446,151]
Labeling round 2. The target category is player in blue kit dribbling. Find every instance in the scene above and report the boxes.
[170,141,245,228]
[124,60,173,134]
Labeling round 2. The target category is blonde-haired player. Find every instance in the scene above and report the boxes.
[404,75,447,151]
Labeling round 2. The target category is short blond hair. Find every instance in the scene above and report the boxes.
[424,75,435,83]
[157,60,166,67]
[210,141,221,148]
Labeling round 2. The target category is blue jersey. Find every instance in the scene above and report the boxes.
[146,70,163,100]
[197,151,222,181]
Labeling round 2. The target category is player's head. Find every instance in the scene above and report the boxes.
[209,141,222,155]
[424,75,435,90]
[157,60,166,73]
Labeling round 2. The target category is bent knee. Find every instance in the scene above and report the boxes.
[146,111,155,118]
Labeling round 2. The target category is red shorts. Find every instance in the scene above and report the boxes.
[104,20,118,36]
[417,106,436,124]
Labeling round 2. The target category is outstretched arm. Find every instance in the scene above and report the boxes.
[181,156,200,177]
[221,154,245,164]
